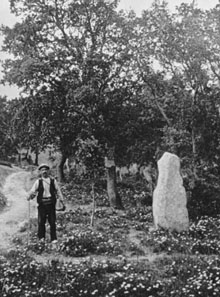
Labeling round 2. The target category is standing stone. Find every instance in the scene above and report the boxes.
[153,152,189,232]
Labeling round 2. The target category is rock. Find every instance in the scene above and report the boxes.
[18,220,29,232]
[153,152,189,232]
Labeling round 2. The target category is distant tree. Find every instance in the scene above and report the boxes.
[0,96,14,160]
[136,1,220,185]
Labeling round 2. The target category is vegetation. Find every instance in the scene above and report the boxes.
[1,0,220,295]
[1,179,220,296]
[1,1,220,196]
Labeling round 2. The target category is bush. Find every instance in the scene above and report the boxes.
[59,229,129,257]
[142,215,220,255]
[188,178,220,218]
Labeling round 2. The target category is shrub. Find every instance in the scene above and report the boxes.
[59,229,127,257]
[142,215,220,255]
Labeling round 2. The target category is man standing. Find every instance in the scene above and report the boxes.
[27,163,64,242]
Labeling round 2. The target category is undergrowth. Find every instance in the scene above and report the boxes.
[1,175,220,296]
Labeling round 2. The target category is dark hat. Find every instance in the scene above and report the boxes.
[38,163,50,171]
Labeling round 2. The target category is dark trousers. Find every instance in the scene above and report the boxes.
[38,204,57,241]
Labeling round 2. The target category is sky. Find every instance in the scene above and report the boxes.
[118,0,219,14]
[0,0,219,99]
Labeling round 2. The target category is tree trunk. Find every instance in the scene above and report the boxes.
[191,87,199,188]
[105,148,123,209]
[18,153,21,166]
[57,153,67,182]
[90,182,96,227]
[34,148,39,166]
[191,127,198,187]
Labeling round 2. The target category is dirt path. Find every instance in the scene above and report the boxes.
[0,170,37,250]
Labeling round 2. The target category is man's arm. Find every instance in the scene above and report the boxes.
[27,180,39,201]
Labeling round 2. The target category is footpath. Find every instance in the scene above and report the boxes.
[0,167,37,250]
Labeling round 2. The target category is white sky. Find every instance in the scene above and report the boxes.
[119,0,219,14]
[0,0,219,99]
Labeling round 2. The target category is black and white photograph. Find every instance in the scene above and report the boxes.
[0,0,220,296]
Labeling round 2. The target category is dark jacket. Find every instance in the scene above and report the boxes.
[37,178,57,206]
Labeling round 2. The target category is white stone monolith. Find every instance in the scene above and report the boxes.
[153,152,189,232]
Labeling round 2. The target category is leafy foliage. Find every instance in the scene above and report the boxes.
[0,97,16,160]
[1,0,220,208]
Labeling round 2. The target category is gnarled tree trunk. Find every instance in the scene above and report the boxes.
[105,147,123,209]
[57,153,67,182]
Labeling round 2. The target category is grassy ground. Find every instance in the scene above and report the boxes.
[1,174,220,296]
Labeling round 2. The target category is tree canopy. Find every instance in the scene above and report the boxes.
[1,0,220,191]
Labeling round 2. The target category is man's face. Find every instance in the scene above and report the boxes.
[41,168,49,177]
